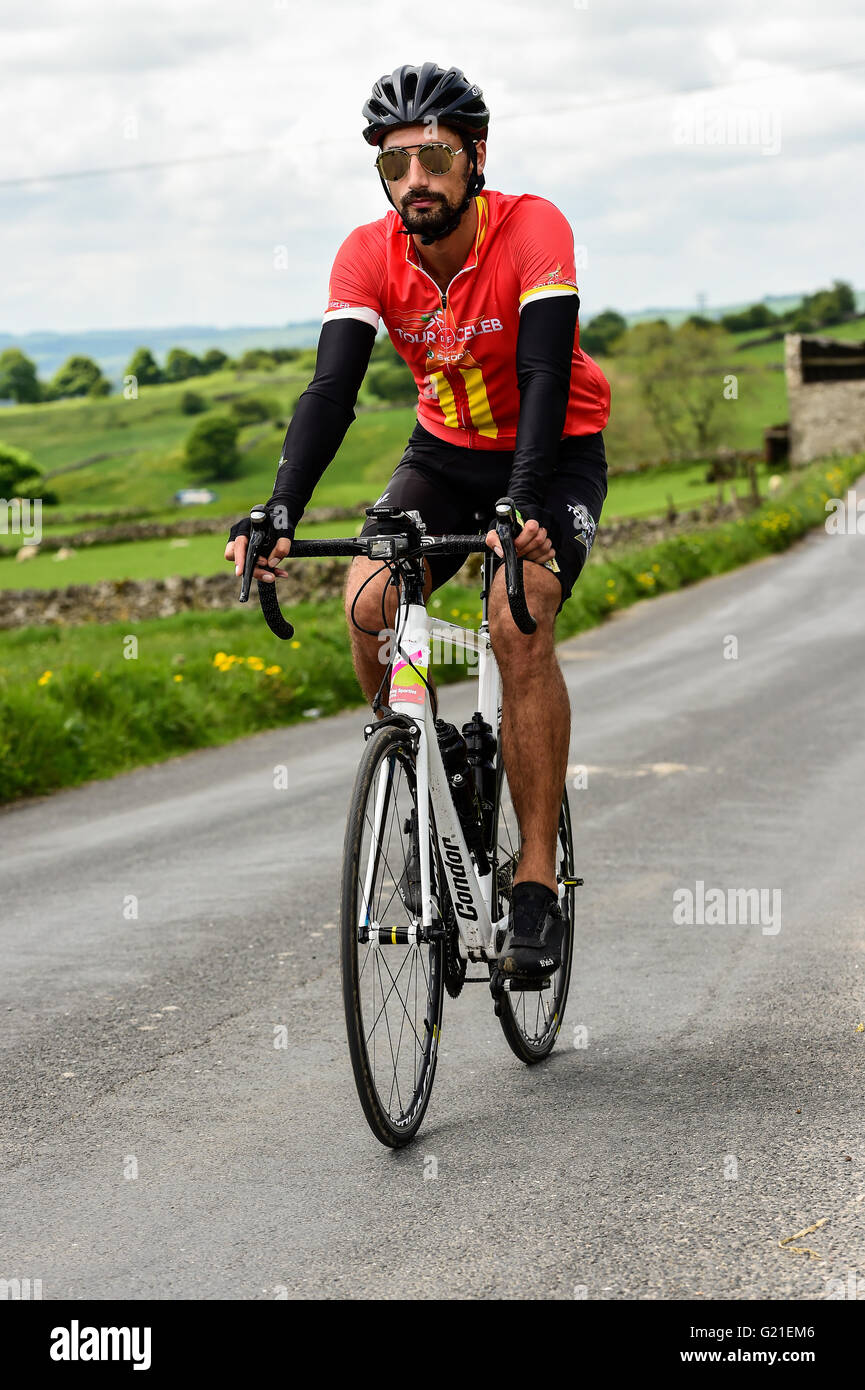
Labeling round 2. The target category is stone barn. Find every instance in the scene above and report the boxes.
[785,333,865,465]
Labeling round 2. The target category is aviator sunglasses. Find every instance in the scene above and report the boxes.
[375,141,464,182]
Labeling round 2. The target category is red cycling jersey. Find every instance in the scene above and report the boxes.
[323,189,611,451]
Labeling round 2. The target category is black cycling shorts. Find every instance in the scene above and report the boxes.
[359,422,608,615]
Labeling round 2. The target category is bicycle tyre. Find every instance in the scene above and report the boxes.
[491,762,576,1064]
[340,724,445,1147]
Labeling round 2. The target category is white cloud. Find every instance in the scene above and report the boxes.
[1,0,863,330]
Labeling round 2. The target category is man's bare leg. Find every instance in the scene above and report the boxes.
[488,564,569,896]
[344,557,438,712]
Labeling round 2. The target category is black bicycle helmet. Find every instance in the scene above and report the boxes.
[362,63,489,244]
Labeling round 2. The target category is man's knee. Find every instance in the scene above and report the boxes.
[344,556,435,634]
[345,558,390,635]
[488,563,561,663]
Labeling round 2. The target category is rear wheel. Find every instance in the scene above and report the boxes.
[340,725,444,1146]
[491,764,576,1063]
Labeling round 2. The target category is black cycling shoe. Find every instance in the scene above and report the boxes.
[499,881,564,981]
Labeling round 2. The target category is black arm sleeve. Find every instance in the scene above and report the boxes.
[265,317,377,537]
[505,293,579,523]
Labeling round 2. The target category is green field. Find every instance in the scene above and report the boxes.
[0,454,777,588]
[727,315,865,363]
[2,317,860,594]
[1,453,859,804]
[1,320,806,534]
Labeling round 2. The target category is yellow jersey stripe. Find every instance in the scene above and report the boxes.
[474,195,489,252]
[430,371,460,429]
[461,367,498,439]
[518,283,579,307]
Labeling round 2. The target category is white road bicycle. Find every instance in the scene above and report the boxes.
[240,497,581,1147]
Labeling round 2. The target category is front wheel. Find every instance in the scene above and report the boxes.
[491,764,576,1064]
[340,724,444,1147]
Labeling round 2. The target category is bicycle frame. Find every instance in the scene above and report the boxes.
[361,549,505,962]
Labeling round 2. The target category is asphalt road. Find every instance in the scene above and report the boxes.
[2,511,864,1300]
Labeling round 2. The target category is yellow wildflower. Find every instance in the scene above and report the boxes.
[37,670,52,686]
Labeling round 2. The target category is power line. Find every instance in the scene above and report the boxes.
[521,56,865,120]
[2,56,863,191]
[0,144,282,189]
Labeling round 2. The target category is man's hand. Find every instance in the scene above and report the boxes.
[484,517,555,566]
[224,534,292,584]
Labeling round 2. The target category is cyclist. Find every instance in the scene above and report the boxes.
[226,62,610,980]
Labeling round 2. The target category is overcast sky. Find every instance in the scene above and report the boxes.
[2,0,863,333]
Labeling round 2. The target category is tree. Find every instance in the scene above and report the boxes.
[184,415,241,481]
[720,302,778,333]
[165,347,204,381]
[237,348,277,371]
[0,348,42,404]
[366,362,415,403]
[201,348,229,374]
[125,347,162,386]
[229,395,279,425]
[580,309,628,358]
[0,442,58,503]
[51,355,107,399]
[180,390,207,415]
[787,279,857,333]
[831,279,857,315]
[627,321,735,457]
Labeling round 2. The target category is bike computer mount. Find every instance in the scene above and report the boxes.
[364,505,426,559]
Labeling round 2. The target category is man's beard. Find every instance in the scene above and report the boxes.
[399,189,465,237]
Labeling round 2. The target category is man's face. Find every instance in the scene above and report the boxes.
[380,122,486,237]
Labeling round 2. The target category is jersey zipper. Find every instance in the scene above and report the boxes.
[407,245,481,438]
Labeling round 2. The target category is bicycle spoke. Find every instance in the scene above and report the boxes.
[494,766,575,1057]
[365,948,426,1055]
[344,731,443,1139]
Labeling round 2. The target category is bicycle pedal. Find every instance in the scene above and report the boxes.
[505,976,552,993]
[559,877,583,888]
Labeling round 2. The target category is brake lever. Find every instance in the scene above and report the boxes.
[494,496,537,635]
[237,505,295,640]
[238,506,268,604]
